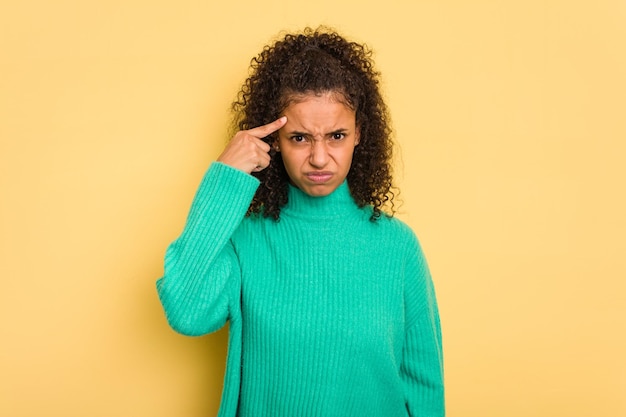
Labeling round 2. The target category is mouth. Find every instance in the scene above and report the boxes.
[305,171,333,183]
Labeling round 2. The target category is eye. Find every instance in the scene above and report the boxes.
[290,135,306,143]
[331,132,346,140]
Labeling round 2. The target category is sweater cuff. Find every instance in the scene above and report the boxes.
[205,161,260,196]
[182,162,260,235]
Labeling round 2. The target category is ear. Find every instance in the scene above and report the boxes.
[269,131,280,152]
[354,126,361,146]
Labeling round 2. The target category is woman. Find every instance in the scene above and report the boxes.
[157,27,444,417]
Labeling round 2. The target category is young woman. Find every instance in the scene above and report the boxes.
[157,27,444,417]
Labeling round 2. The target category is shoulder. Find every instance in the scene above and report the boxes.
[365,213,427,261]
[376,214,419,242]
[231,209,276,241]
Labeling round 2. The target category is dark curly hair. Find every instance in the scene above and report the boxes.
[231,27,396,221]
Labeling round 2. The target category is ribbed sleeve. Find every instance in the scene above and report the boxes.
[401,235,445,417]
[156,162,259,336]
[402,322,445,417]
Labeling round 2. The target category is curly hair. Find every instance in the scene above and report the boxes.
[231,27,396,221]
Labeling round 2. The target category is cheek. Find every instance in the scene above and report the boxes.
[338,147,357,165]
[280,149,303,170]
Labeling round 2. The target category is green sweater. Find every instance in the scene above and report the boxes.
[157,162,444,417]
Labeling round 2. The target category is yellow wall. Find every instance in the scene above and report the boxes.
[1,1,624,416]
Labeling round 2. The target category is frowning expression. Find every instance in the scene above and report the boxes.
[276,92,360,197]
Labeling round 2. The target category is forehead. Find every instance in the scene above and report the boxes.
[281,92,356,129]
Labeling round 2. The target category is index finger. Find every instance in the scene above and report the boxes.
[247,116,287,139]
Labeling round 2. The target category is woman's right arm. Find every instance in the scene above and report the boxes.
[156,117,287,336]
[156,162,259,336]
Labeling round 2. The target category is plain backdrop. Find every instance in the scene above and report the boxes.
[1,1,625,416]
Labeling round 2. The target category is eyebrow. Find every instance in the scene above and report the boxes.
[286,128,349,136]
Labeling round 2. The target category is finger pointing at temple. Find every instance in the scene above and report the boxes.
[217,117,287,174]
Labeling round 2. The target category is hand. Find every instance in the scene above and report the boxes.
[217,117,287,174]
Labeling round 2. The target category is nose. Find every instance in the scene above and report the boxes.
[309,140,329,168]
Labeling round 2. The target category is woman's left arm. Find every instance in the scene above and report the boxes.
[400,236,445,417]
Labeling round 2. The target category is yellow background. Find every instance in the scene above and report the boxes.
[1,0,625,416]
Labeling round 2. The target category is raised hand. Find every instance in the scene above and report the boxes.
[217,117,287,174]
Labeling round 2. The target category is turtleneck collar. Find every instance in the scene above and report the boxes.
[281,180,361,220]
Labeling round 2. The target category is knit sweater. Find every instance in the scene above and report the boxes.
[157,162,444,417]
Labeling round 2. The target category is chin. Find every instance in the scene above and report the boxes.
[301,184,337,197]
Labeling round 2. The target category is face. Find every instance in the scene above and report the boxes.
[276,92,360,197]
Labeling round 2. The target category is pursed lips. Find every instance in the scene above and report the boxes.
[305,171,333,183]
